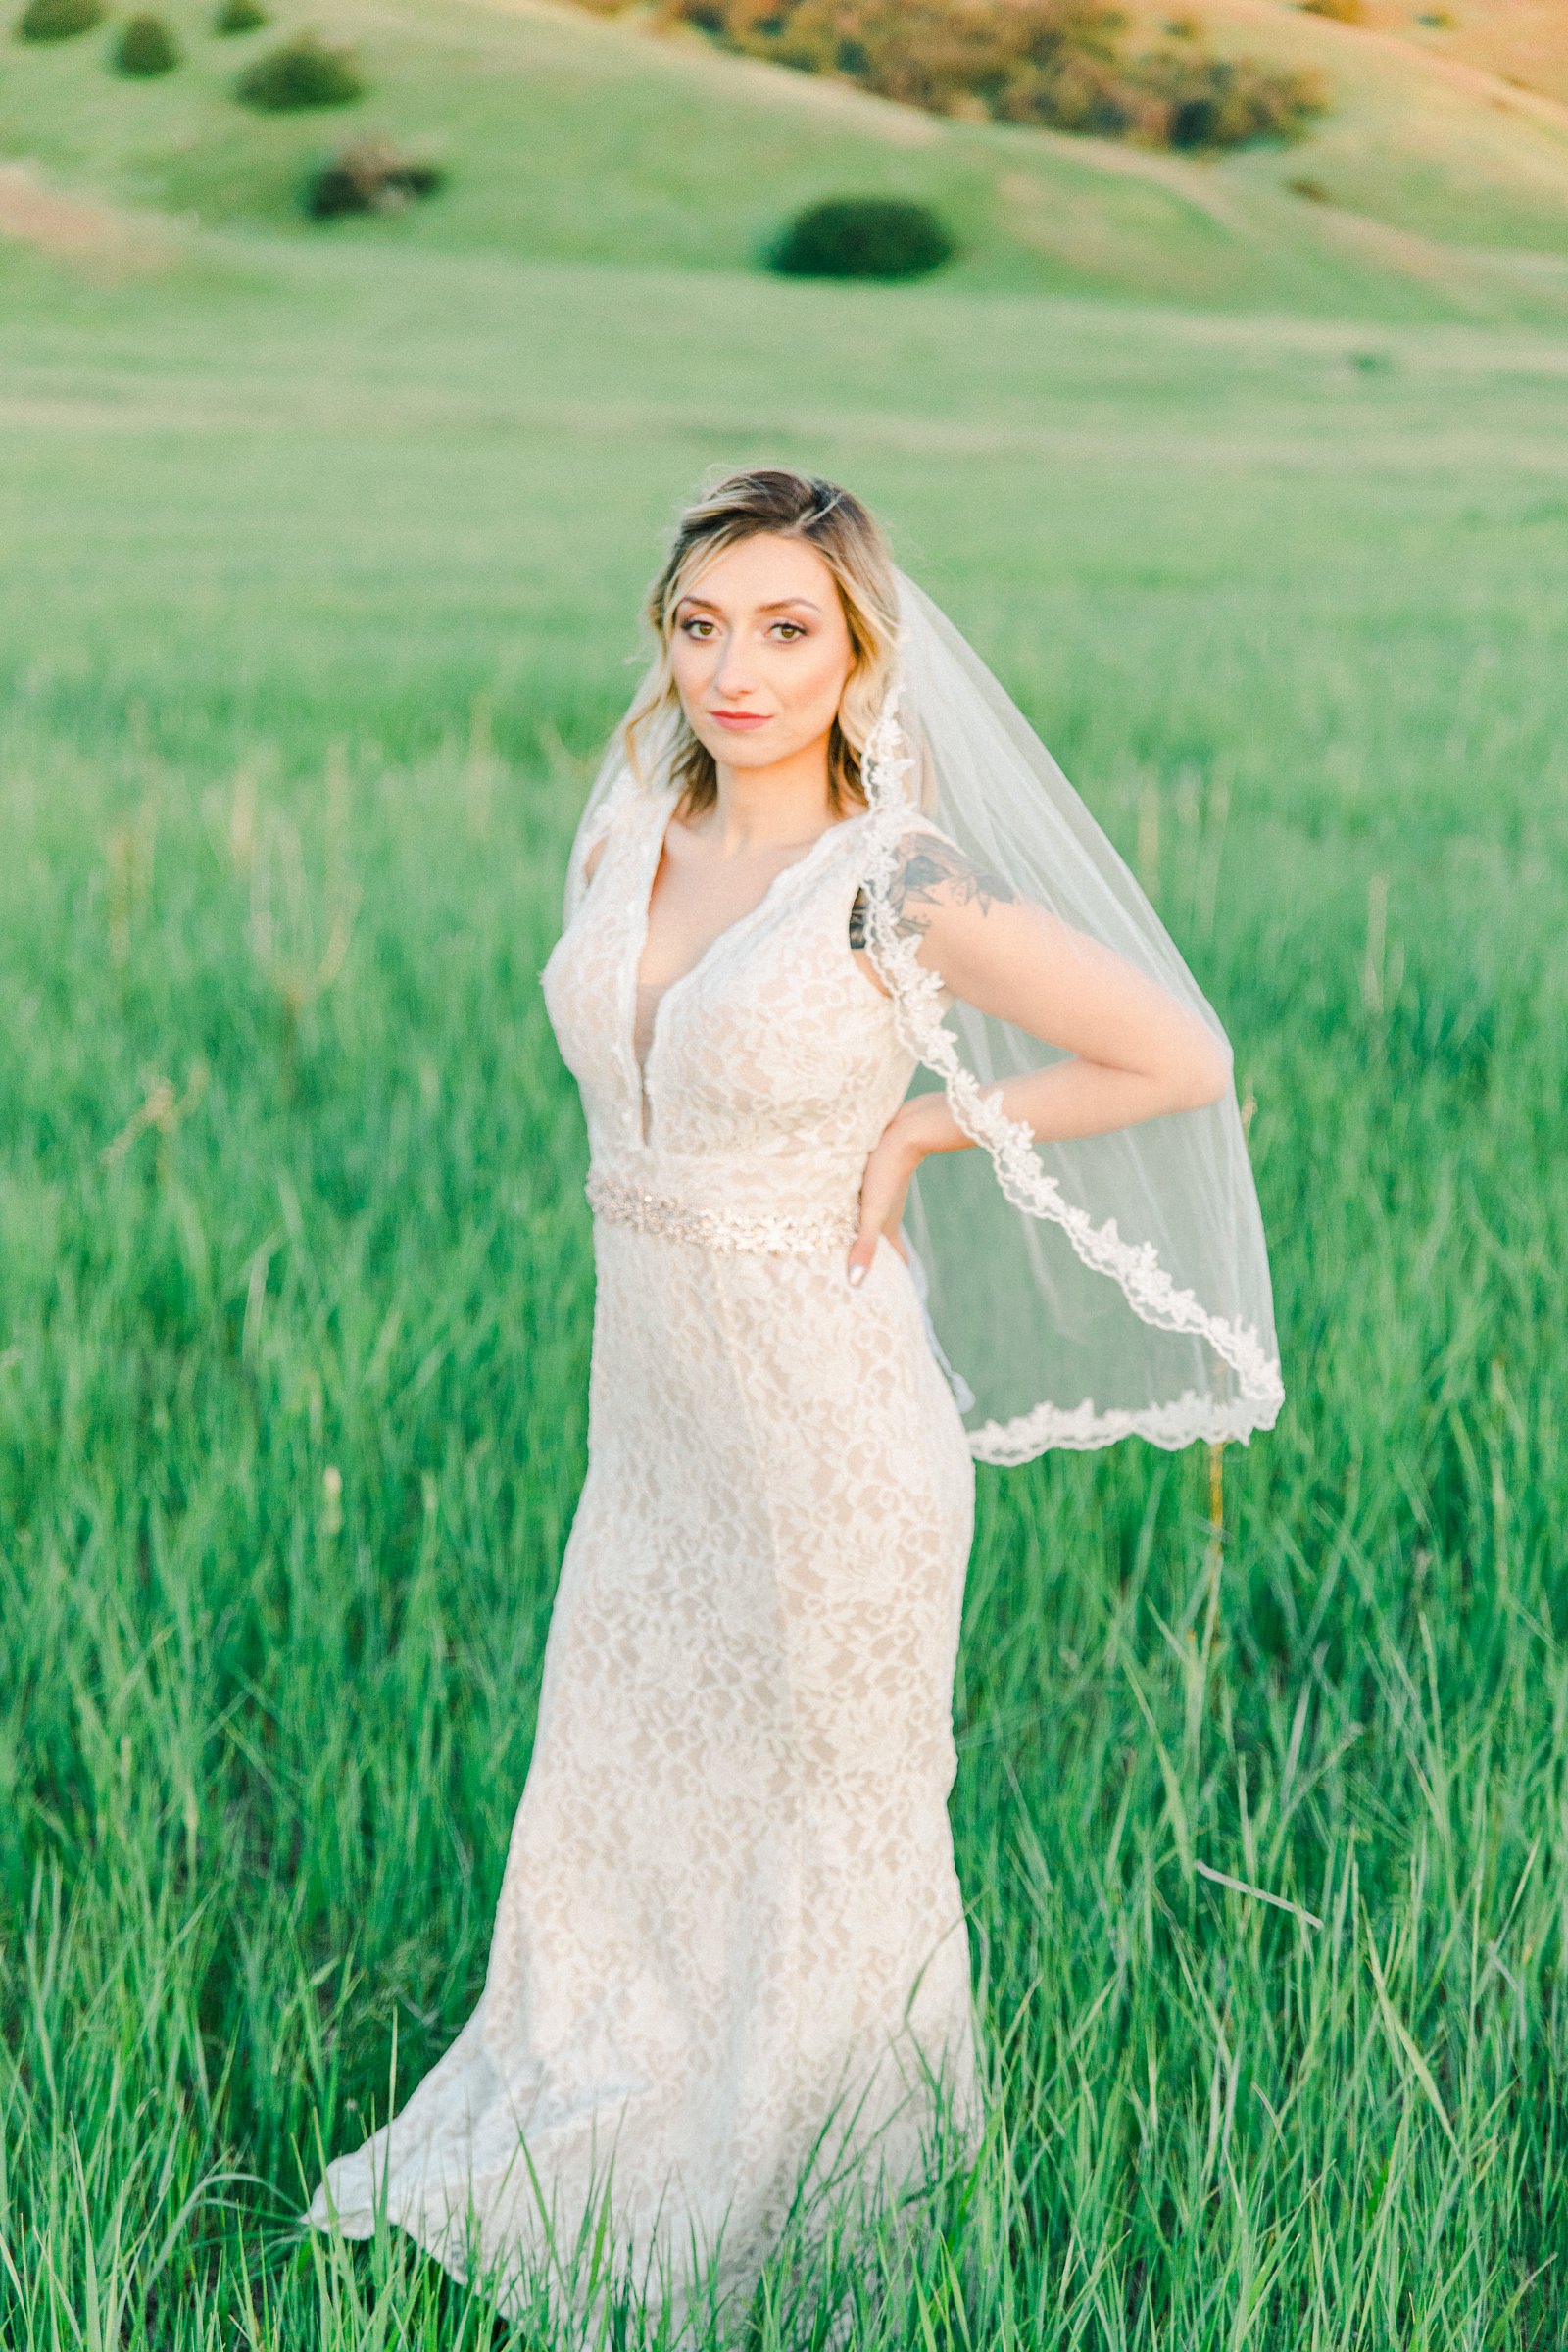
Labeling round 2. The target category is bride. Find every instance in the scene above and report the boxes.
[305,467,1282,2326]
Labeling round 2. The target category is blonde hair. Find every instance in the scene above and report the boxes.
[627,467,901,819]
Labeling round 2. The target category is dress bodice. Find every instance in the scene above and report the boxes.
[541,789,916,1238]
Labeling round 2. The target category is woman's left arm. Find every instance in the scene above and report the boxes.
[849,835,1233,1282]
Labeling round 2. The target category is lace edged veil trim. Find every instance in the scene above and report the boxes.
[968,1392,1277,1465]
[857,703,1285,1458]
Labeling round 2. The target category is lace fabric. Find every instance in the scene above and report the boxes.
[305,784,982,2328]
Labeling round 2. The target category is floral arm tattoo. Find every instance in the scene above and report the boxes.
[849,834,1018,952]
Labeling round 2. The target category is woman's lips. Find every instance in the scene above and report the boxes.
[710,710,771,731]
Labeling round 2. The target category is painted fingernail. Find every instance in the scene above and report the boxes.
[848,1262,866,1288]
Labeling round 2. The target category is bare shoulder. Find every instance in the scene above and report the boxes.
[850,825,1018,950]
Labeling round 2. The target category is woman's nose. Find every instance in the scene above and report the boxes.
[712,639,755,697]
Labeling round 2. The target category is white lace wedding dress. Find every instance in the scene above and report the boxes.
[306,784,981,2324]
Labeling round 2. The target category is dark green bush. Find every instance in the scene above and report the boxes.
[235,29,362,107]
[303,137,445,217]
[14,0,103,40]
[770,196,954,281]
[114,11,179,71]
[213,0,267,29]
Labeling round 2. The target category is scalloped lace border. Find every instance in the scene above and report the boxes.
[859,706,1285,1452]
[968,1389,1275,1464]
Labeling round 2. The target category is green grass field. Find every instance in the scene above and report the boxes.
[3,6,1568,2344]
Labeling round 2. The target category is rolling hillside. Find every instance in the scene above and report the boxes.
[0,0,1565,323]
[1276,0,1568,108]
[1116,0,1568,253]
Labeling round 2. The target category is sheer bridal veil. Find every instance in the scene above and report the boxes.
[566,568,1284,1465]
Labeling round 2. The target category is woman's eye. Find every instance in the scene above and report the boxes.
[680,618,715,638]
[770,622,806,641]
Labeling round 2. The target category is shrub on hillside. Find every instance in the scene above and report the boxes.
[14,0,103,39]
[114,11,179,71]
[656,0,1330,153]
[1153,52,1328,148]
[213,0,267,28]
[770,196,954,280]
[1301,0,1364,20]
[303,137,445,216]
[236,29,363,107]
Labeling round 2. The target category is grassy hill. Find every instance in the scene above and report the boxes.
[4,221,1567,777]
[1117,0,1568,252]
[1275,0,1568,109]
[0,0,1566,322]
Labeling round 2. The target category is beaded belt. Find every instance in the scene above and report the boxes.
[586,1168,858,1257]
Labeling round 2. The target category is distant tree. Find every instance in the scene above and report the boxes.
[770,196,955,280]
[235,29,363,107]
[14,0,104,40]
[114,12,180,72]
[213,0,268,29]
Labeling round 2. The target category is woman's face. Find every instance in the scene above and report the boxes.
[667,533,856,776]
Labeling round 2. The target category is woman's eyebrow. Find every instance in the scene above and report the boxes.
[672,592,822,620]
[673,595,823,616]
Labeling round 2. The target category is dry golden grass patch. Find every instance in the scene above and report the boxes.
[0,162,170,276]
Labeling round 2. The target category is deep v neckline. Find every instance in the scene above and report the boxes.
[625,795,865,1137]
